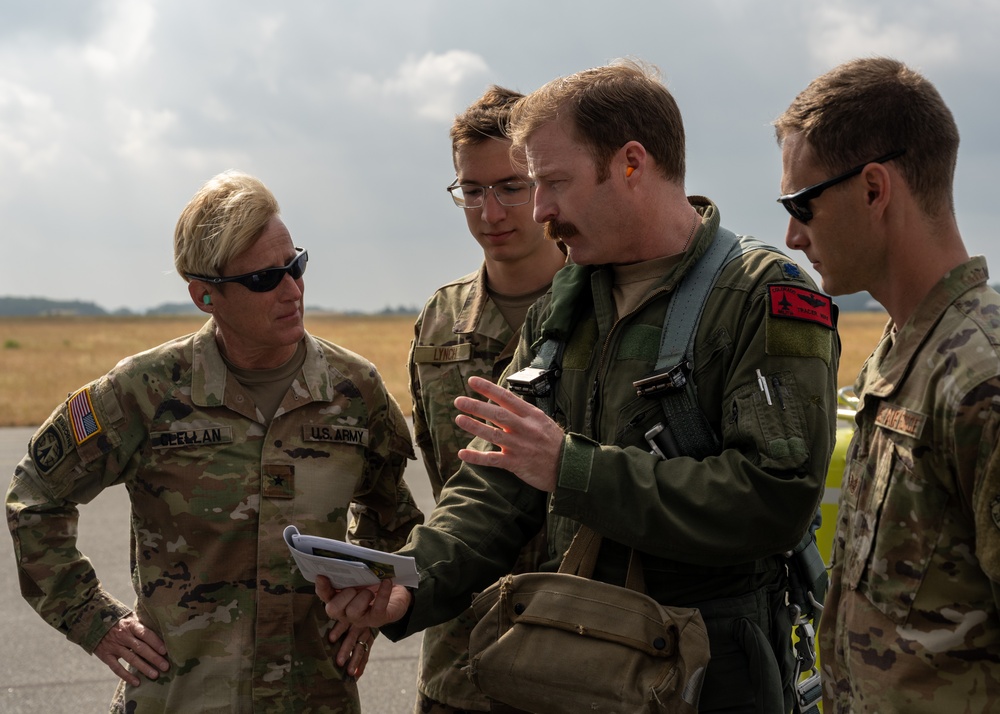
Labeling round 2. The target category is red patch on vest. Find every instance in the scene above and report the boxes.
[767,285,834,329]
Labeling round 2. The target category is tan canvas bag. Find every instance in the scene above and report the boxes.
[467,526,710,713]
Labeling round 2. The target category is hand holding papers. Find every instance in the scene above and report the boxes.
[284,525,420,588]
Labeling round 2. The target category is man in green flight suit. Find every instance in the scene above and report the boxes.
[323,59,839,713]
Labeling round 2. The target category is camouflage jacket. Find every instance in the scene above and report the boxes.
[820,257,1000,713]
[6,320,421,714]
[388,198,839,712]
[408,264,550,709]
[409,264,519,501]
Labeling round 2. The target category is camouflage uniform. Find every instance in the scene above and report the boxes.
[820,257,1000,713]
[408,264,548,712]
[6,320,421,714]
[386,198,840,713]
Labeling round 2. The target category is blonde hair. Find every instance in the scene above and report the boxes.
[174,170,280,278]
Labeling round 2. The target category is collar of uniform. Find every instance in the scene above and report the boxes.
[191,319,228,406]
[451,262,492,336]
[535,196,720,343]
[856,256,990,399]
[190,322,330,407]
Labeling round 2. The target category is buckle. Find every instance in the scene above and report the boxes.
[506,367,559,398]
[632,362,689,397]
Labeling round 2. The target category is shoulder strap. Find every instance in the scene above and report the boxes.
[643,229,773,459]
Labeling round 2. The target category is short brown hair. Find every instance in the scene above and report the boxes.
[174,170,280,279]
[774,57,959,219]
[508,59,685,183]
[450,85,523,168]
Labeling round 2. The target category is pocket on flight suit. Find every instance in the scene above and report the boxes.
[724,370,810,471]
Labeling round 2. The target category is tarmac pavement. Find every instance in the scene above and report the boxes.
[0,424,436,713]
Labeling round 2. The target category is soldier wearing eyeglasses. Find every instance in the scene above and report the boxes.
[321,60,839,714]
[407,86,566,713]
[776,58,1000,713]
[5,170,423,713]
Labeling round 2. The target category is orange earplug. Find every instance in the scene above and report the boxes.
[626,166,635,177]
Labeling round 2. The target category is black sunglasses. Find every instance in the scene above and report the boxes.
[777,149,906,223]
[186,248,308,293]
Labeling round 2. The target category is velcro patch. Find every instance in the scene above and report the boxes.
[263,464,295,499]
[768,285,834,329]
[151,426,234,449]
[31,415,73,474]
[304,425,369,446]
[412,343,473,364]
[875,402,926,439]
[68,388,102,445]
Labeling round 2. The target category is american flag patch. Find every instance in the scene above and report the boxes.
[68,388,101,444]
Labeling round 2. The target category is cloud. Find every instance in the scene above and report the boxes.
[346,50,491,122]
[81,1,156,75]
[805,3,960,68]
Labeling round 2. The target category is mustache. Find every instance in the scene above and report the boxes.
[544,220,579,242]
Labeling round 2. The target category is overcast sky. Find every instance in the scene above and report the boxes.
[2,0,998,313]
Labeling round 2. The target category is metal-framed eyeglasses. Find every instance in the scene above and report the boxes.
[777,149,906,224]
[447,179,536,209]
[185,248,308,293]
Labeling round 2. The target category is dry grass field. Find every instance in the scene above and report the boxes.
[0,311,887,428]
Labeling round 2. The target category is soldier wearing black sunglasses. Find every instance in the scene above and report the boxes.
[775,57,1000,714]
[7,170,423,713]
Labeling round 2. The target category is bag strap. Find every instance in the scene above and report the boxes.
[558,524,646,593]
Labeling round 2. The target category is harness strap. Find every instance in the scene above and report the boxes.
[646,229,771,459]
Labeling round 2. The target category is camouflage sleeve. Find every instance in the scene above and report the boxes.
[407,309,445,498]
[6,375,137,653]
[964,377,1000,587]
[348,387,423,552]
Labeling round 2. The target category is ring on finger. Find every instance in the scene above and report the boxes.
[360,640,369,653]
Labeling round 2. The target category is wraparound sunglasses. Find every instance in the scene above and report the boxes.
[186,248,308,292]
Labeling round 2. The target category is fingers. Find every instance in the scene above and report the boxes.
[324,587,376,628]
[98,651,143,687]
[315,575,335,603]
[454,413,507,447]
[467,375,527,411]
[335,624,375,678]
[94,616,170,686]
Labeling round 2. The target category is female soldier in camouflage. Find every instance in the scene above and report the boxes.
[6,170,422,713]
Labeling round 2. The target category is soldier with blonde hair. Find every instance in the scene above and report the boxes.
[7,170,422,713]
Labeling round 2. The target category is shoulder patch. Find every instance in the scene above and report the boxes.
[68,387,102,445]
[31,414,73,474]
[768,285,834,329]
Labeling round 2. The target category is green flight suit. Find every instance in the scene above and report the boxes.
[386,198,839,713]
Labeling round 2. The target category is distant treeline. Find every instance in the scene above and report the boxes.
[0,296,419,317]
